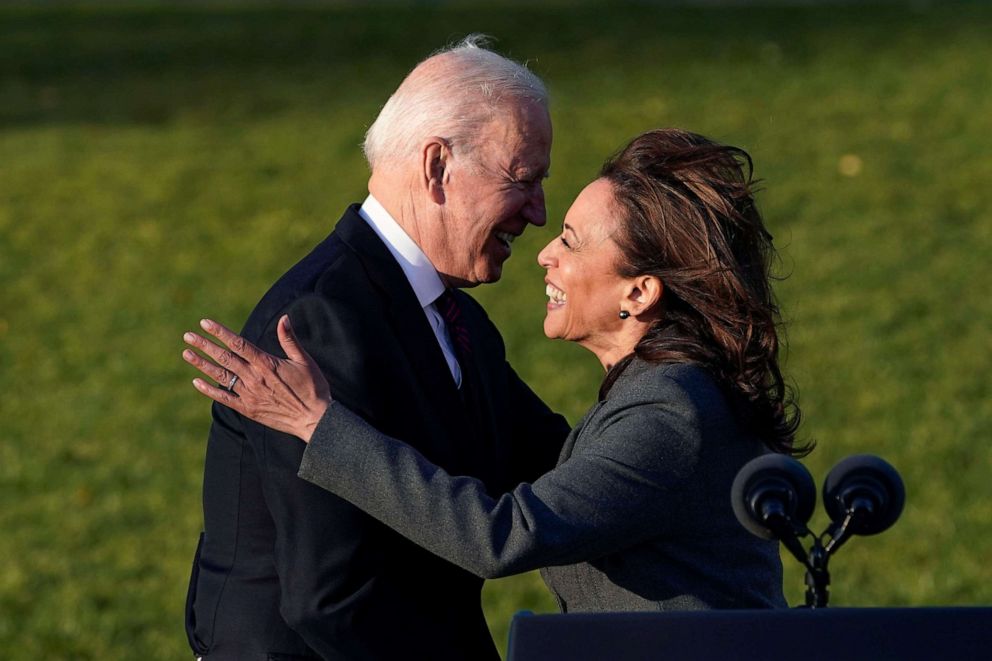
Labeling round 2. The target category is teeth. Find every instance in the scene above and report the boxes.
[545,283,567,304]
[496,231,516,245]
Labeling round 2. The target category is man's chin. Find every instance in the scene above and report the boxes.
[473,260,505,286]
[440,273,494,289]
[440,260,505,288]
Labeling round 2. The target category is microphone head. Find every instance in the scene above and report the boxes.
[823,454,905,536]
[731,454,816,540]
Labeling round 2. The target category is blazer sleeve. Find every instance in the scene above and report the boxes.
[251,294,385,658]
[298,375,704,579]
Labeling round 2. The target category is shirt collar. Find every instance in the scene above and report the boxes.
[358,194,446,308]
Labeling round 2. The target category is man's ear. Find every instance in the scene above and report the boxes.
[422,137,450,205]
[624,275,664,318]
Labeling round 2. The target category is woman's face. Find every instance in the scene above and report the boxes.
[538,178,629,349]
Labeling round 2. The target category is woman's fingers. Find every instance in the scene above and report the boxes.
[277,315,332,405]
[192,377,246,412]
[200,319,264,362]
[183,348,236,389]
[276,315,314,366]
[183,317,326,441]
[183,330,247,372]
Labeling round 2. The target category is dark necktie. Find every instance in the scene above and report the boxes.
[437,290,494,483]
[435,289,472,363]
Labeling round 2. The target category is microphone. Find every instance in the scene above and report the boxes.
[822,454,905,536]
[731,452,906,607]
[731,454,816,541]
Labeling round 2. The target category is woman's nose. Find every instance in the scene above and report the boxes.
[537,239,557,268]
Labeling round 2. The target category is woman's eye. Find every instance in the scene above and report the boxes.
[560,235,570,248]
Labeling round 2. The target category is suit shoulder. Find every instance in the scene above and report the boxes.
[578,364,711,478]
[610,361,716,402]
[242,230,376,340]
[272,232,374,302]
[656,362,725,401]
[603,361,734,435]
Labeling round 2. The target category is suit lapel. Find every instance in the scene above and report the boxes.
[456,290,567,492]
[456,292,495,424]
[334,207,469,454]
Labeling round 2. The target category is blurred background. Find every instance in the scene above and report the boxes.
[1,0,990,658]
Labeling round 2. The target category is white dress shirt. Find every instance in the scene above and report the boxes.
[358,195,462,387]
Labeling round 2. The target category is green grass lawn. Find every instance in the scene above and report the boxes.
[2,2,990,658]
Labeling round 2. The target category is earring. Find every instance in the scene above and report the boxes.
[619,310,630,320]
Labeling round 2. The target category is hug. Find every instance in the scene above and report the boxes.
[182,35,807,661]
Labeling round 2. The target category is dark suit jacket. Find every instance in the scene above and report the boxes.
[297,359,786,613]
[184,205,570,660]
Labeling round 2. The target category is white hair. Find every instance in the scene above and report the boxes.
[362,35,549,170]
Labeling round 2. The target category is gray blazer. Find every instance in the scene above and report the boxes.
[299,359,786,612]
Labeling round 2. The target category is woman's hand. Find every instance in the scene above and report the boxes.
[182,315,331,443]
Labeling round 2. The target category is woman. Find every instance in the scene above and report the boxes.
[183,128,807,611]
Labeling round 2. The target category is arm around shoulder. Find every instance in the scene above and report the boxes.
[298,378,706,577]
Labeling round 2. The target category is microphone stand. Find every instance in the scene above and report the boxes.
[783,504,868,608]
[802,539,830,608]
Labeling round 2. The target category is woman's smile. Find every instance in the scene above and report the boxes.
[545,280,567,308]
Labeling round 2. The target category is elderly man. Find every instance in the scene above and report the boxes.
[183,38,570,660]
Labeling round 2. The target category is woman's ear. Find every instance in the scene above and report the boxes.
[422,137,450,205]
[625,275,664,318]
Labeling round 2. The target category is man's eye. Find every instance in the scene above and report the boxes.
[560,235,571,248]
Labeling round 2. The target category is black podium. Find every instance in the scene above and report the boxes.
[507,608,992,661]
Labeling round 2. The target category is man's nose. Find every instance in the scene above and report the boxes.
[523,184,547,226]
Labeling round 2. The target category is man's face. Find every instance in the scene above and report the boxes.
[433,99,552,288]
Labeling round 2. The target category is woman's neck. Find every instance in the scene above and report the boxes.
[586,324,649,372]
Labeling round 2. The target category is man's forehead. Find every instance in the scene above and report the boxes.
[506,114,552,162]
[508,148,551,174]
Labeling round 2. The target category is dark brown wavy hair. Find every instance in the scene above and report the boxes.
[599,128,808,456]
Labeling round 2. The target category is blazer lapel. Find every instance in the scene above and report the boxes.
[556,402,603,466]
[555,359,646,464]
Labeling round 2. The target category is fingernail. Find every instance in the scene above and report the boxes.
[182,349,194,360]
[283,315,292,330]
[183,332,195,343]
[200,319,214,331]
[192,378,202,388]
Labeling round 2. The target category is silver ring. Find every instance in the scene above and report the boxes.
[225,374,239,392]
